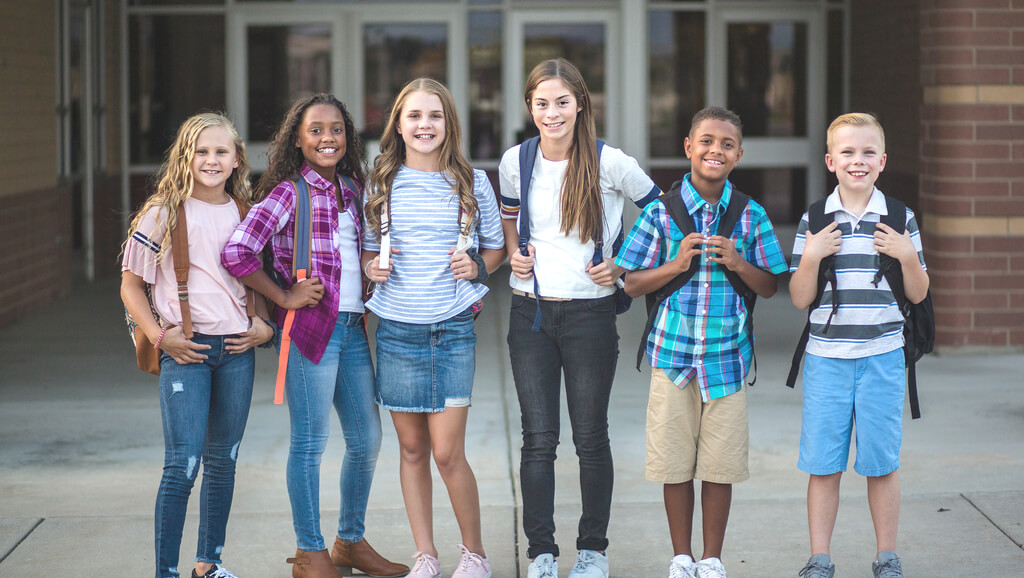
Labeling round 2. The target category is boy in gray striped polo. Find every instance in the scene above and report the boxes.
[788,113,929,578]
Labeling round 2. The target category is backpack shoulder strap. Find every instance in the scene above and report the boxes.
[517,136,541,255]
[786,197,836,388]
[292,178,313,280]
[635,180,700,369]
[717,189,753,301]
[171,204,192,338]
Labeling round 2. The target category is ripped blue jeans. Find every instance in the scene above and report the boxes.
[155,334,254,578]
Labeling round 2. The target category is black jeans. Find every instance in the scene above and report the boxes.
[508,292,618,559]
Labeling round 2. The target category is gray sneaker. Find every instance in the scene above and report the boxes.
[872,551,903,578]
[797,554,835,578]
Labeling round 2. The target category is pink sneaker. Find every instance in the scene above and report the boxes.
[451,544,491,578]
[408,551,441,578]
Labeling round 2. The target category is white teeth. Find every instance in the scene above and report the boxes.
[415,134,434,140]
[705,159,723,166]
[545,122,564,128]
[318,147,337,154]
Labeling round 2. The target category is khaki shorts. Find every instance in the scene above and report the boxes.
[645,368,750,484]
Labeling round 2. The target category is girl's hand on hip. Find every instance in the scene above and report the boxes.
[510,245,536,279]
[161,326,210,364]
[448,247,478,280]
[226,316,274,353]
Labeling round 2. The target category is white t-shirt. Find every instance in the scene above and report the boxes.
[335,210,365,313]
[498,143,659,299]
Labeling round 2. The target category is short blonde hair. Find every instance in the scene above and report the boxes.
[827,112,885,152]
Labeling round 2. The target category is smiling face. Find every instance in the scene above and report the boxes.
[684,118,744,192]
[826,124,886,197]
[529,78,580,148]
[296,103,347,181]
[396,90,446,171]
[189,125,238,199]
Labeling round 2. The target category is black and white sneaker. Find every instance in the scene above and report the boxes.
[191,564,239,578]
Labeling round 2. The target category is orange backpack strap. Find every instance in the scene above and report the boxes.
[171,204,193,338]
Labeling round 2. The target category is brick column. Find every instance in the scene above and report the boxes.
[920,0,1024,351]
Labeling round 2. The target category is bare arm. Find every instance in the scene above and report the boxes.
[238,268,323,310]
[120,271,209,363]
[502,219,535,280]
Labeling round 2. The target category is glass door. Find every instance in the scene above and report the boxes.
[504,10,619,151]
[228,5,461,172]
[709,6,825,227]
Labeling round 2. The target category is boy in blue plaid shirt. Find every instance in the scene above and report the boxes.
[615,107,788,578]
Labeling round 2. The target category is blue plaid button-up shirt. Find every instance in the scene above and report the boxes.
[616,174,788,401]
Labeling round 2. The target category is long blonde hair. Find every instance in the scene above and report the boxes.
[526,58,602,242]
[364,78,477,238]
[125,112,252,263]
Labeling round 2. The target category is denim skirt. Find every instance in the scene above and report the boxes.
[375,306,476,413]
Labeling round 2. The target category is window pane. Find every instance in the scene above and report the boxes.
[521,23,606,140]
[649,10,705,159]
[247,25,331,142]
[728,167,807,225]
[727,22,808,137]
[130,14,225,164]
[129,0,221,5]
[826,9,844,128]
[363,23,447,139]
[469,12,502,160]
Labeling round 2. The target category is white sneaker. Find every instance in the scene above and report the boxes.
[669,554,697,578]
[567,550,608,578]
[527,553,558,578]
[695,557,727,578]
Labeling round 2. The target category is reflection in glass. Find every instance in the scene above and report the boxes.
[130,15,226,164]
[727,22,807,137]
[648,10,705,159]
[364,23,447,139]
[728,167,807,225]
[247,25,330,142]
[469,12,502,160]
[521,23,605,140]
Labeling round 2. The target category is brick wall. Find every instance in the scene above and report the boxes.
[920,0,1024,351]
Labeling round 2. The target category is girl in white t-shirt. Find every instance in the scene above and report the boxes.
[121,113,273,578]
[362,78,505,578]
[497,58,660,578]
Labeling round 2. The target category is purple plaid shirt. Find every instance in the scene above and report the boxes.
[222,163,361,364]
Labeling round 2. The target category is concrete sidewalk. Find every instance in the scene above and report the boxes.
[1,271,1022,577]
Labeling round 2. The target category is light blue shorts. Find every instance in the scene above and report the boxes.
[374,307,476,413]
[798,348,905,477]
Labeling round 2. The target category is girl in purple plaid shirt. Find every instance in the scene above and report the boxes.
[221,94,408,578]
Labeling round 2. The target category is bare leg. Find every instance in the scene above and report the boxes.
[807,473,842,556]
[664,482,695,558]
[867,471,900,555]
[700,481,732,560]
[427,406,485,556]
[392,411,436,557]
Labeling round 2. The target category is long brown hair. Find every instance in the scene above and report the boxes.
[255,93,367,203]
[525,58,602,242]
[364,78,477,238]
[125,112,252,263]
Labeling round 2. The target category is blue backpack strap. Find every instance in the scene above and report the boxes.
[292,177,312,279]
[517,137,543,331]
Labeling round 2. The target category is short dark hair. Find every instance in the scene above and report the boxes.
[689,106,743,141]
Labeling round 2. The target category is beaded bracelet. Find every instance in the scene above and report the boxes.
[153,326,170,350]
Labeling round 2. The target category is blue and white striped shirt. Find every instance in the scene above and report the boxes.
[790,187,927,359]
[363,166,504,324]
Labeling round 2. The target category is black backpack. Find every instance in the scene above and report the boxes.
[785,196,935,419]
[635,180,758,385]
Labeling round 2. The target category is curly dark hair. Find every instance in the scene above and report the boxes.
[254,93,367,202]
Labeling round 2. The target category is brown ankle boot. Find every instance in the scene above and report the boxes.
[287,548,344,578]
[331,537,410,577]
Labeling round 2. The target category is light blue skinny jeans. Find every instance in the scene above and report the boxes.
[154,333,254,578]
[285,312,383,551]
